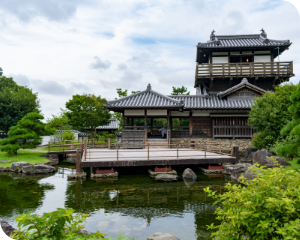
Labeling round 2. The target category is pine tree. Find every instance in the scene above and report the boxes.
[276,84,300,161]
[0,112,46,155]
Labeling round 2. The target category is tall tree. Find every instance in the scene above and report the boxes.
[0,112,47,155]
[249,84,298,149]
[171,86,190,95]
[0,76,40,134]
[276,84,300,161]
[65,94,110,137]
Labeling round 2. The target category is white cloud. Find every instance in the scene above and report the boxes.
[0,0,299,119]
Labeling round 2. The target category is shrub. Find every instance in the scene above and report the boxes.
[62,131,76,141]
[12,208,105,240]
[204,165,300,239]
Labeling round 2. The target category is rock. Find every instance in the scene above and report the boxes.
[154,174,178,181]
[0,220,16,237]
[67,172,87,180]
[182,168,197,179]
[77,229,92,235]
[271,156,291,167]
[148,169,177,176]
[147,232,180,240]
[245,147,256,158]
[11,162,31,173]
[199,167,224,174]
[244,165,261,181]
[224,163,252,181]
[22,164,55,174]
[91,172,118,179]
[0,167,11,172]
[253,149,272,163]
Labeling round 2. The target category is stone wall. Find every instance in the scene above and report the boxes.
[171,138,253,154]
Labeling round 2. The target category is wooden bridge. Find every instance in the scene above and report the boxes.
[47,140,238,173]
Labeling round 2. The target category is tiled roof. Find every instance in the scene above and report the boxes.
[170,94,253,110]
[105,84,183,109]
[198,33,290,49]
[217,78,266,98]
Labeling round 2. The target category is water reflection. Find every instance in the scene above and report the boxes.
[0,166,226,240]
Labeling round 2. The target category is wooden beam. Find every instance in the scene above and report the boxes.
[200,81,209,90]
[144,109,147,140]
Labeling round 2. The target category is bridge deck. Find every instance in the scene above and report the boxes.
[81,148,237,167]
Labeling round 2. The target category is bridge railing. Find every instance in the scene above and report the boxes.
[82,141,239,162]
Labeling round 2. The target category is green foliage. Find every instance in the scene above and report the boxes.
[276,84,300,161]
[0,112,47,155]
[116,88,128,98]
[98,132,117,141]
[0,76,40,134]
[12,208,105,240]
[65,94,111,136]
[46,109,71,131]
[170,86,190,95]
[204,163,300,239]
[0,67,3,76]
[249,83,298,149]
[62,131,76,141]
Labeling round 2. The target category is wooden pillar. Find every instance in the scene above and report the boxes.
[144,109,147,140]
[167,110,171,139]
[76,149,81,174]
[232,146,239,161]
[189,111,193,137]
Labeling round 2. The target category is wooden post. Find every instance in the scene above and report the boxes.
[117,144,119,161]
[108,138,111,150]
[144,109,147,140]
[189,111,193,137]
[80,143,84,158]
[76,149,81,174]
[232,146,239,160]
[148,143,150,160]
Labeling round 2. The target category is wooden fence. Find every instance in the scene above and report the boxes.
[196,61,293,78]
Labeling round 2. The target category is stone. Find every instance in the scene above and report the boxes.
[271,156,291,167]
[154,174,178,181]
[77,229,92,235]
[0,167,11,172]
[252,149,272,163]
[0,220,16,237]
[224,163,252,181]
[182,168,197,179]
[245,147,256,158]
[11,162,31,173]
[244,165,261,181]
[199,167,224,174]
[148,169,177,176]
[22,164,55,174]
[147,232,180,240]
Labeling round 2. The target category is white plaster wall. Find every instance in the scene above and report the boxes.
[147,110,167,116]
[171,111,190,117]
[254,55,271,62]
[124,110,144,116]
[212,57,228,63]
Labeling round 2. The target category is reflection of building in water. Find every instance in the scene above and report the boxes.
[65,178,224,234]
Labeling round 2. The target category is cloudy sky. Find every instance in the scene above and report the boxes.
[0,0,299,120]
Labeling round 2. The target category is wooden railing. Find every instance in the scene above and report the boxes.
[83,141,238,162]
[196,61,293,78]
[213,125,257,138]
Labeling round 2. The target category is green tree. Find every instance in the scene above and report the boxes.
[248,84,298,149]
[65,94,110,137]
[276,84,300,161]
[0,67,3,76]
[0,112,47,155]
[0,76,40,134]
[171,86,190,95]
[46,109,71,131]
[204,162,300,239]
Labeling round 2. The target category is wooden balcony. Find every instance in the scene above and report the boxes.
[196,61,294,78]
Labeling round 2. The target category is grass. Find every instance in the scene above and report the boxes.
[0,147,49,167]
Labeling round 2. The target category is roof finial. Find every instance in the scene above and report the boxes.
[260,28,267,38]
[147,83,151,91]
[210,30,216,41]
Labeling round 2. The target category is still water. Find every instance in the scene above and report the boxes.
[0,165,228,240]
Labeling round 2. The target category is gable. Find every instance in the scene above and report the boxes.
[227,88,261,100]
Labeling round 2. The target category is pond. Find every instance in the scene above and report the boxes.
[0,165,228,240]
